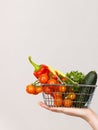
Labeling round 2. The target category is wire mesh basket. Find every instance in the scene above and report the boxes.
[42,84,97,108]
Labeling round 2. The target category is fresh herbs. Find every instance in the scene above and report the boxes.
[65,71,85,92]
[66,71,85,84]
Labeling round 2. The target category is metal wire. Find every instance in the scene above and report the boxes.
[42,84,97,108]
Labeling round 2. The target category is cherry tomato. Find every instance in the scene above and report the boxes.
[35,86,43,94]
[43,86,53,94]
[67,92,76,100]
[47,78,58,84]
[53,92,62,99]
[63,99,73,107]
[47,79,58,90]
[38,73,49,83]
[26,84,36,94]
[54,97,63,107]
[58,86,67,93]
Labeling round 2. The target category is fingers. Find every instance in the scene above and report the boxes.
[38,102,89,118]
[39,102,51,110]
[38,101,77,114]
[39,102,63,113]
[47,106,85,117]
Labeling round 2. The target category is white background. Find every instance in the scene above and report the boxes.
[0,0,98,130]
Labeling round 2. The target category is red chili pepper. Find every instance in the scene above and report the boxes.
[28,56,50,78]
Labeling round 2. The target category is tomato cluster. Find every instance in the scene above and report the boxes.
[53,92,76,107]
[26,70,77,107]
[26,84,43,95]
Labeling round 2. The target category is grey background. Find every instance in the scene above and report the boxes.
[0,0,98,130]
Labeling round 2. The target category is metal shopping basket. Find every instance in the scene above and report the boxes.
[42,84,97,108]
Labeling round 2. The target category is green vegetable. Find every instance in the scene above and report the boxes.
[76,71,97,108]
[82,71,97,85]
[66,71,85,92]
[66,71,85,84]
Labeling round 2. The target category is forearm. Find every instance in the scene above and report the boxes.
[83,109,98,130]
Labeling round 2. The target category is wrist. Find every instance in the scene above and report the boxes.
[83,108,98,130]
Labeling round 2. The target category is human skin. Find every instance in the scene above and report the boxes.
[39,102,98,130]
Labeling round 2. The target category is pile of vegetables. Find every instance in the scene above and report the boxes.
[26,56,97,108]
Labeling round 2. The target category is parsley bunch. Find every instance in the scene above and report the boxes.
[66,71,85,84]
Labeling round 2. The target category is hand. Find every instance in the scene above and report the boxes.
[39,102,98,130]
[39,102,89,118]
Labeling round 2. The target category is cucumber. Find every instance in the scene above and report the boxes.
[83,71,97,85]
[75,71,97,108]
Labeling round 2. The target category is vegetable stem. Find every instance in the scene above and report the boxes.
[28,56,41,71]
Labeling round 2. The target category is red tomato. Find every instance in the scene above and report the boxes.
[35,86,43,94]
[47,79,58,90]
[58,86,67,93]
[26,84,36,94]
[63,99,73,107]
[54,97,63,107]
[38,73,49,83]
[67,92,76,100]
[47,78,57,84]
[43,86,53,94]
[53,92,62,99]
